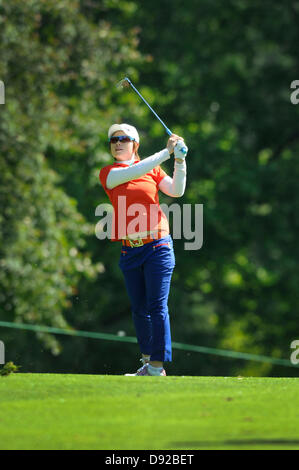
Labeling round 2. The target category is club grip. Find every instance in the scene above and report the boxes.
[179,145,187,156]
[169,132,188,156]
[175,139,188,157]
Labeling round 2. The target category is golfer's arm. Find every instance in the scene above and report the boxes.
[158,160,186,197]
[106,149,170,189]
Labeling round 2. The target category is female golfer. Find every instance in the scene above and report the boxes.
[99,123,187,376]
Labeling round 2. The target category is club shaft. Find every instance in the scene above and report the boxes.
[123,77,187,156]
[125,78,172,136]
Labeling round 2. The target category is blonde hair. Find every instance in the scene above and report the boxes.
[133,141,140,161]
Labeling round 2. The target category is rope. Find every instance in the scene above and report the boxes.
[0,320,297,368]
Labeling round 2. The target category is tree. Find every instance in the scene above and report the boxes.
[0,0,144,357]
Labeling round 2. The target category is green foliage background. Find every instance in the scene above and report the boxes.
[1,0,298,376]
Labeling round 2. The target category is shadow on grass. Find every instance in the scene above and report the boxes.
[172,439,299,448]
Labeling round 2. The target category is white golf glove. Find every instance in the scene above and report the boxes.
[174,140,188,160]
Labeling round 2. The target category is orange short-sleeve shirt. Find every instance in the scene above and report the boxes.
[99,161,170,241]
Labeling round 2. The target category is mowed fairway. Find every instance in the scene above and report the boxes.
[0,374,298,450]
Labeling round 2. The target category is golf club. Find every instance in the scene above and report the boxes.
[116,77,187,156]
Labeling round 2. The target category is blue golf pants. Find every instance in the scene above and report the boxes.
[118,234,175,362]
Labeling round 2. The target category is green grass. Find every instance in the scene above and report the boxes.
[0,374,299,450]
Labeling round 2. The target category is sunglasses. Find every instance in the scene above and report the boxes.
[108,136,135,144]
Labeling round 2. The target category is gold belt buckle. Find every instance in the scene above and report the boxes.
[129,237,144,248]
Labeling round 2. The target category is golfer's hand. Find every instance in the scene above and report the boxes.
[167,134,184,155]
[174,140,188,161]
